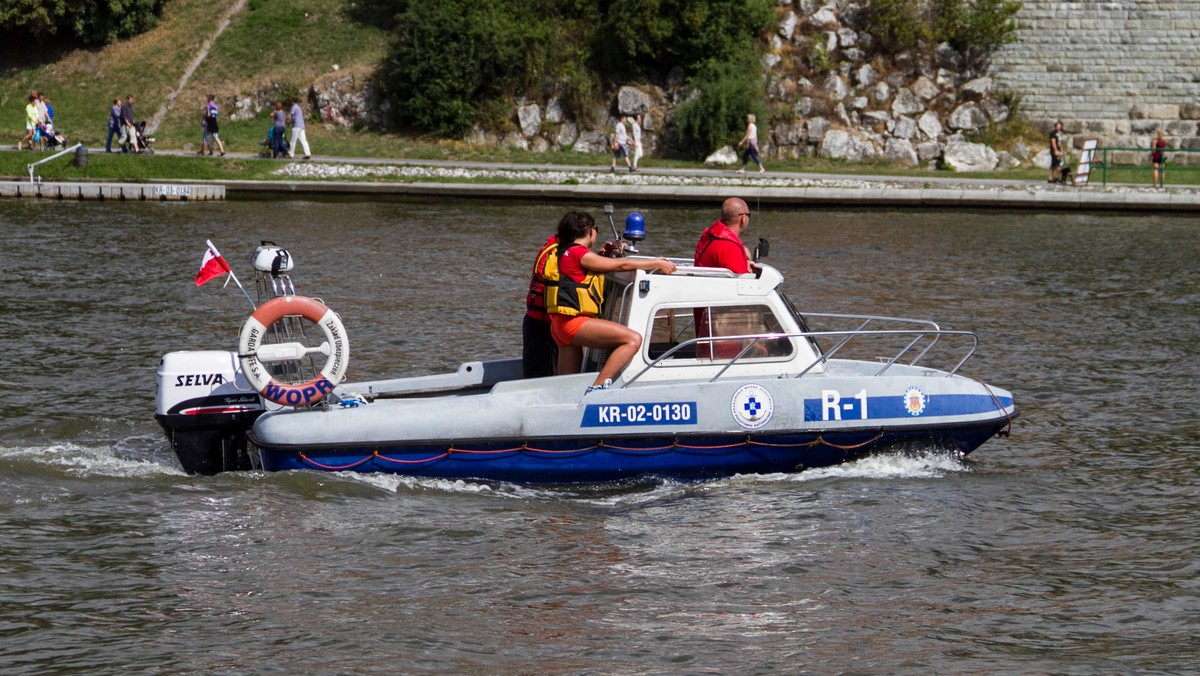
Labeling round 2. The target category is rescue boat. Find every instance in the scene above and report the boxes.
[156,235,1016,482]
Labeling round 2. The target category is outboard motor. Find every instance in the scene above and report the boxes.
[155,350,265,474]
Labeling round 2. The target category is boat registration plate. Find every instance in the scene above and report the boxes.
[580,402,697,427]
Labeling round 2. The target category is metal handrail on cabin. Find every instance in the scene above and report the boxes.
[624,326,978,388]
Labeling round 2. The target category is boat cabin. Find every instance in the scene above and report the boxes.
[584,260,824,385]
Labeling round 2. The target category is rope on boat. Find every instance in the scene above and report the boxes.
[297,453,375,471]
[294,433,884,468]
[370,450,451,465]
[748,431,885,451]
[981,383,1015,437]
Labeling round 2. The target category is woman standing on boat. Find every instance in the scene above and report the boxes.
[547,211,676,393]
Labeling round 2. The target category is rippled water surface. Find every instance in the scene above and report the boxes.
[1,198,1197,673]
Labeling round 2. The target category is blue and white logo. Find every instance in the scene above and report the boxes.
[902,386,927,416]
[731,384,774,430]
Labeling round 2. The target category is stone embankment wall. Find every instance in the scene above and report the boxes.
[278,1,1200,170]
[990,1,1200,164]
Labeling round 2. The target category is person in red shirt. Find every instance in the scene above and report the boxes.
[694,198,754,358]
[694,197,752,273]
[549,211,676,392]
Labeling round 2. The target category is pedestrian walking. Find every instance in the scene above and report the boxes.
[287,98,311,159]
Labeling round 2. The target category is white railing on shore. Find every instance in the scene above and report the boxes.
[28,142,83,184]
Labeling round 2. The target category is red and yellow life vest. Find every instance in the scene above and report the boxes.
[547,244,605,317]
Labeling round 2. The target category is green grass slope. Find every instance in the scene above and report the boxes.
[1,0,390,156]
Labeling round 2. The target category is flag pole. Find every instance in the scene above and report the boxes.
[205,239,256,310]
[227,269,257,310]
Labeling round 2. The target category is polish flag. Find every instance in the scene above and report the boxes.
[195,240,232,286]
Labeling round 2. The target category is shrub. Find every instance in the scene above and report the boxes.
[865,0,928,51]
[864,0,1021,69]
[0,0,166,46]
[932,0,1022,68]
[674,55,766,157]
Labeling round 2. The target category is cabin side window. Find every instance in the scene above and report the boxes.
[647,304,794,362]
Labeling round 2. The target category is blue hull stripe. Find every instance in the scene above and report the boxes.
[253,419,1012,483]
[803,393,1014,422]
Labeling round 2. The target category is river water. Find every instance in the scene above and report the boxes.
[0,197,1196,673]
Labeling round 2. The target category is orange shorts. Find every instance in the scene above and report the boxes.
[550,314,591,346]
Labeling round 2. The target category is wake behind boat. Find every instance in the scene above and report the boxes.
[156,224,1016,482]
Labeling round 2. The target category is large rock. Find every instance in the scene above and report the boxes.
[996,150,1020,169]
[893,115,918,140]
[917,141,941,162]
[854,63,877,88]
[807,116,830,143]
[819,129,876,162]
[502,132,529,151]
[311,74,381,127]
[885,138,919,167]
[943,138,998,172]
[545,98,564,124]
[1031,149,1053,169]
[870,81,890,103]
[911,75,939,101]
[948,102,987,131]
[572,130,608,154]
[891,88,924,116]
[934,42,965,71]
[824,73,850,101]
[774,122,806,147]
[704,145,739,165]
[517,104,541,138]
[983,99,1010,123]
[861,111,890,133]
[779,11,798,39]
[556,121,579,148]
[918,111,943,139]
[806,6,839,31]
[618,86,653,115]
[837,27,858,48]
[960,77,992,102]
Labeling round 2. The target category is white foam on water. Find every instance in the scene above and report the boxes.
[0,442,186,479]
[750,451,971,484]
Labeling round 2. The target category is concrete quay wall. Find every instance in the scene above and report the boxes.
[991,1,1200,159]
[0,181,224,201]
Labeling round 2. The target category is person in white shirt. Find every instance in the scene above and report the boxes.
[286,99,311,159]
[611,115,631,173]
[630,113,643,172]
[737,113,765,174]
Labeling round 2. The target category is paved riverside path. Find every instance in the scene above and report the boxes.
[7,146,1200,211]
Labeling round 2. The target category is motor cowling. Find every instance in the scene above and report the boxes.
[155,350,265,474]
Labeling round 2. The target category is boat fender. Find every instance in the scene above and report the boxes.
[237,295,350,407]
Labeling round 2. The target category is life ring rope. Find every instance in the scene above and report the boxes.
[237,295,350,406]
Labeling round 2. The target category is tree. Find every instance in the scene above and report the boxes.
[0,0,166,47]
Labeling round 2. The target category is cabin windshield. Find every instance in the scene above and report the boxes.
[647,303,794,362]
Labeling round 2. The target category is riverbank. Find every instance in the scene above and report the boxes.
[3,146,1198,211]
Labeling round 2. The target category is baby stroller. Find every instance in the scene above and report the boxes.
[134,120,155,154]
[36,123,67,150]
[259,126,290,158]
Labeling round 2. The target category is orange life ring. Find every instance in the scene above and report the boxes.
[237,295,349,406]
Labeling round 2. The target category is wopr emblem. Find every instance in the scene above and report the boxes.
[731,384,774,430]
[903,386,927,416]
